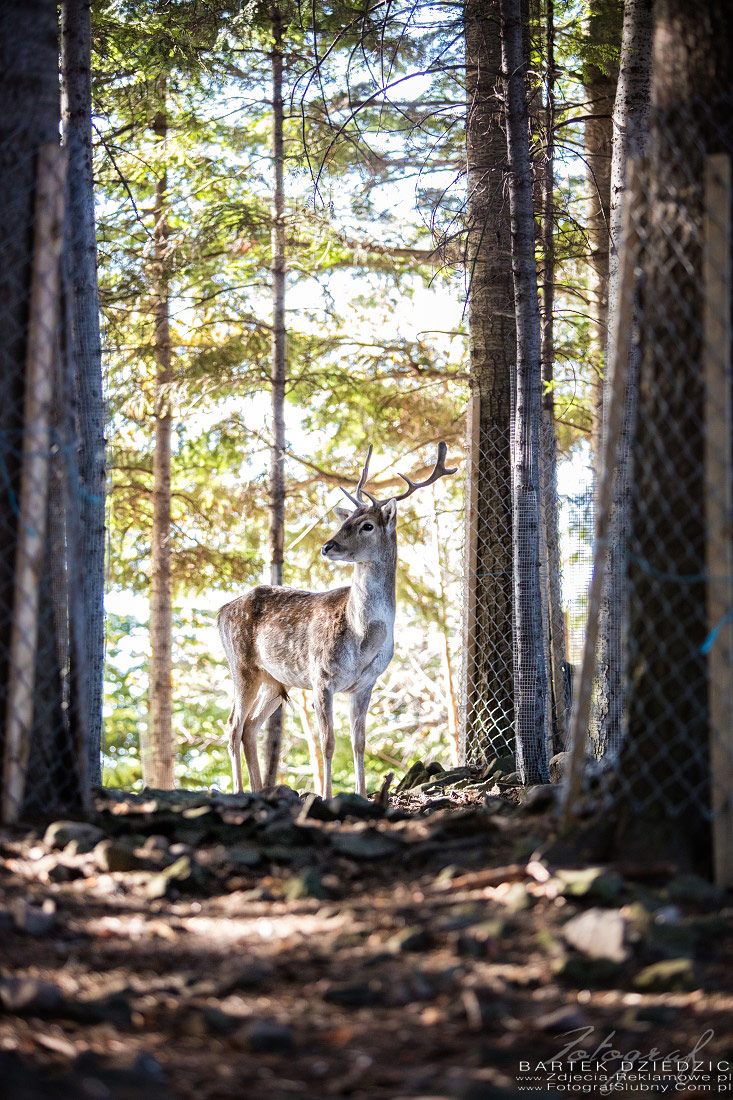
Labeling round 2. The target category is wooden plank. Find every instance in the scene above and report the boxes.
[703,154,733,888]
[2,144,67,824]
[560,160,642,826]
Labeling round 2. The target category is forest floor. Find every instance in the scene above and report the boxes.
[1,765,732,1100]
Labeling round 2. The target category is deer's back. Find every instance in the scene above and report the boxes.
[218,584,354,688]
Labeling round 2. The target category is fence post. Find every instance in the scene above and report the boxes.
[703,153,733,888]
[1,144,67,825]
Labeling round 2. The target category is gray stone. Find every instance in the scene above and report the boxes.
[215,961,275,995]
[298,793,338,822]
[549,751,570,783]
[239,1017,295,1054]
[283,868,328,900]
[667,873,724,907]
[323,981,382,1007]
[11,899,56,935]
[327,793,385,820]
[397,760,429,792]
[226,844,262,868]
[499,883,532,912]
[481,796,506,815]
[633,958,697,992]
[44,820,104,851]
[47,862,83,884]
[390,926,435,952]
[555,867,624,902]
[520,784,558,813]
[330,830,397,860]
[141,834,170,853]
[0,978,64,1015]
[561,908,629,962]
[94,839,143,873]
[146,855,201,899]
[553,954,622,985]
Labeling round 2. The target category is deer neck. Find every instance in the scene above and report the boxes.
[347,547,396,637]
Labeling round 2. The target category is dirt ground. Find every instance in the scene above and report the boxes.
[1,772,732,1100]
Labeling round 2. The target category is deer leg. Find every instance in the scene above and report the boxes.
[242,680,283,792]
[314,682,335,799]
[225,672,262,794]
[349,686,372,797]
[226,705,245,794]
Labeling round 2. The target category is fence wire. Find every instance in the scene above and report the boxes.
[0,140,90,823]
[592,111,733,833]
[462,100,733,884]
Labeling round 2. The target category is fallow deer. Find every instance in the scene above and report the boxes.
[217,443,456,798]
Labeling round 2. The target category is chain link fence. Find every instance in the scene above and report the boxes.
[461,405,580,771]
[558,103,732,883]
[0,141,91,824]
[461,102,733,882]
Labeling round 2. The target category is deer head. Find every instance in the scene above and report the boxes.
[321,443,456,564]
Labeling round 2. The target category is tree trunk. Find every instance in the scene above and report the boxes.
[592,0,652,758]
[500,0,549,784]
[61,0,105,785]
[265,4,287,787]
[0,0,87,817]
[539,0,569,752]
[461,0,515,765]
[145,83,175,790]
[614,0,733,868]
[585,0,622,480]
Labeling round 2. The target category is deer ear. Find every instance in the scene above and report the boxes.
[382,498,397,529]
[333,505,352,523]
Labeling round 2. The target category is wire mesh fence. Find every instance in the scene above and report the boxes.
[0,140,91,823]
[461,100,733,883]
[558,104,733,883]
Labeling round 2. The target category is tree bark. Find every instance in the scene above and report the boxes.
[0,0,87,817]
[592,0,652,758]
[500,0,549,784]
[584,0,622,480]
[61,0,105,785]
[265,4,287,787]
[145,81,175,790]
[615,0,733,868]
[539,0,569,752]
[461,0,515,765]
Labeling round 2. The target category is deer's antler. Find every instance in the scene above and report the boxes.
[339,445,376,507]
[390,442,457,503]
[339,443,456,509]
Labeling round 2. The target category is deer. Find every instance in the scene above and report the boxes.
[217,443,456,799]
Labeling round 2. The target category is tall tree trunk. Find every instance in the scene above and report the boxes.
[145,82,175,790]
[60,0,105,785]
[461,0,515,765]
[500,0,549,784]
[265,4,286,787]
[614,0,733,868]
[592,0,652,757]
[585,0,622,480]
[540,0,569,752]
[0,0,86,816]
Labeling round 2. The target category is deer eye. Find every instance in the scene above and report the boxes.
[361,523,374,532]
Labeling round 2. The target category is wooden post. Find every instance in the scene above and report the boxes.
[560,160,641,826]
[703,154,733,888]
[2,144,67,824]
